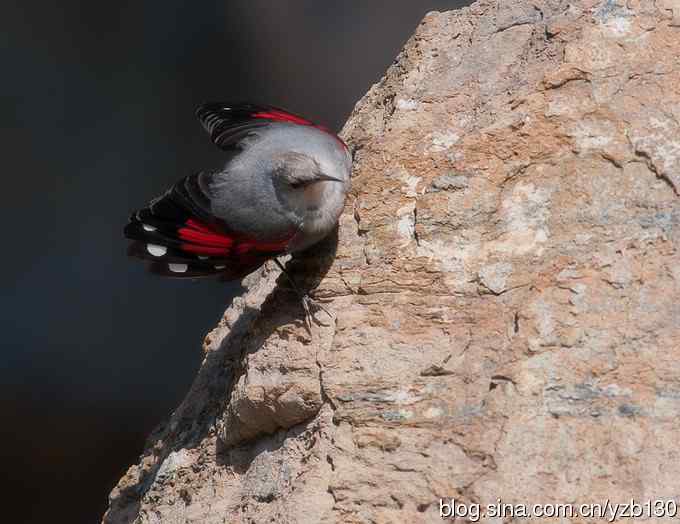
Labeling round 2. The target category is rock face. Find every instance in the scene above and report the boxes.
[104,1,680,522]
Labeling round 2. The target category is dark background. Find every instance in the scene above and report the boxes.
[2,1,469,522]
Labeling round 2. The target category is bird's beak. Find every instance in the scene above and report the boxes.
[314,173,343,183]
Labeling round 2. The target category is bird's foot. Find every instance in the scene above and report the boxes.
[273,257,334,332]
[301,293,334,332]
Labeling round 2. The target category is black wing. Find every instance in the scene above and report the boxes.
[124,171,283,279]
[195,102,318,151]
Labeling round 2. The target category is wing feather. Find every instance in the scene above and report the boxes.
[124,171,293,279]
[195,102,321,150]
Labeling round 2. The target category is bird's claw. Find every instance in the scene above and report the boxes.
[272,258,333,333]
[302,294,333,331]
[306,290,334,304]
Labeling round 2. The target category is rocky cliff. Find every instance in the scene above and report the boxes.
[104,1,680,522]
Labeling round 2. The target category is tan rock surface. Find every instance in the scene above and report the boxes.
[104,1,680,522]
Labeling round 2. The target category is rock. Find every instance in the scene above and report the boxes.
[429,172,470,192]
[103,1,680,522]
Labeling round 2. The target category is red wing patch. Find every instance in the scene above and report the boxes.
[176,218,291,257]
[252,108,336,137]
[252,109,314,126]
[234,238,292,256]
[178,219,234,255]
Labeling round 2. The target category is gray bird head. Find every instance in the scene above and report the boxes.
[271,151,346,219]
[273,151,343,189]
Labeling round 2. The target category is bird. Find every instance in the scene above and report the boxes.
[124,102,352,325]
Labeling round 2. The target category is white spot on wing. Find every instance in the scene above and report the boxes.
[198,256,209,260]
[142,223,157,232]
[168,263,188,273]
[147,244,167,257]
[214,265,226,270]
